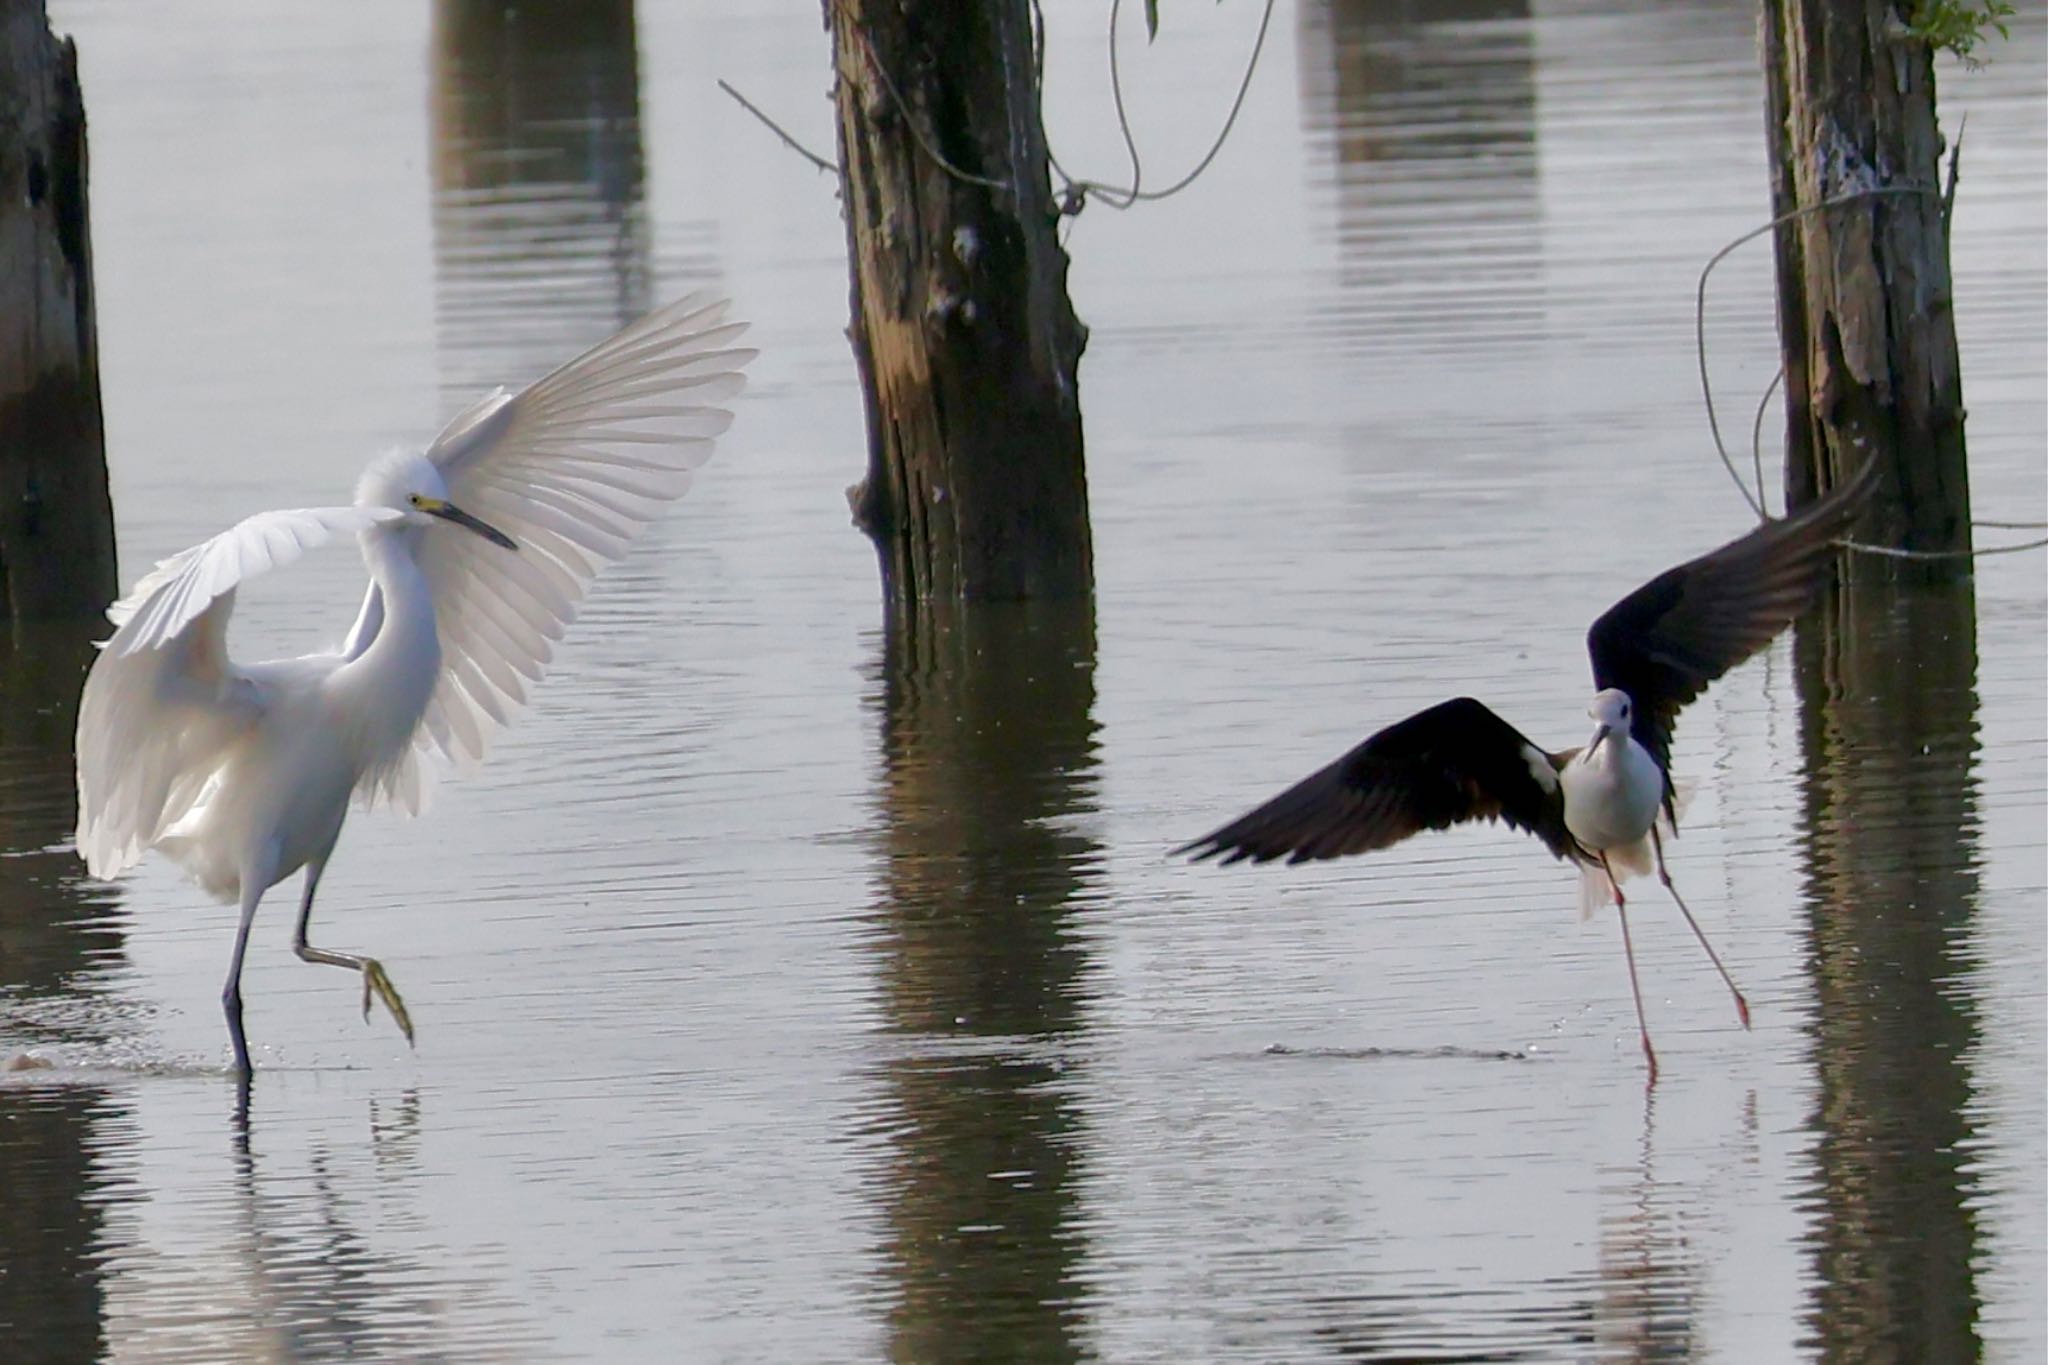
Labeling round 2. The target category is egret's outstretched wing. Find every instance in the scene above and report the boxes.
[1586,463,1875,782]
[359,293,752,812]
[1178,697,1582,867]
[76,505,400,878]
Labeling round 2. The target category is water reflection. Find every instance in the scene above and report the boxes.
[1301,1095,1702,1361]
[1296,0,1541,356]
[189,1091,536,1361]
[860,602,1103,1361]
[0,620,122,1015]
[0,1086,115,1364]
[1794,579,1985,1360]
[1587,1093,1702,1362]
[0,622,122,1361]
[429,0,665,393]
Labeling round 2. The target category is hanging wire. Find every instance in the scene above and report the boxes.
[1695,183,1939,519]
[1039,0,1278,213]
[721,2,1272,218]
[851,25,1017,194]
[1696,179,2044,561]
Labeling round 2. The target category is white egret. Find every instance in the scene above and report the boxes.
[74,294,753,1076]
[1179,465,1874,1080]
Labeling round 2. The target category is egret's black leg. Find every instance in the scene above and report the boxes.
[290,854,414,1046]
[1650,825,1750,1030]
[223,884,264,1078]
[1602,853,1658,1085]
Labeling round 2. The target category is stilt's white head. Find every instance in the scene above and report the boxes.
[1585,688,1634,756]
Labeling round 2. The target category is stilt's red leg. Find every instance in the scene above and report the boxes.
[1651,826,1750,1030]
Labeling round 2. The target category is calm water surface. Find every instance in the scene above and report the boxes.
[3,1,2042,1361]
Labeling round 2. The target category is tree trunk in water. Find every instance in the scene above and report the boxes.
[1793,575,1983,1359]
[0,0,115,621]
[1761,0,1969,582]
[827,1,1092,608]
[1781,16,1985,1342]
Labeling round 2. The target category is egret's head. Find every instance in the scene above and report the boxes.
[355,451,515,550]
[1585,688,1633,755]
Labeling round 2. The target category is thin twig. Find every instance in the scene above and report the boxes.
[1942,115,1966,231]
[717,79,838,175]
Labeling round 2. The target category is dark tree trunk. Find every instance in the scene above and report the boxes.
[1777,10,1987,1349]
[0,0,115,621]
[826,0,1092,608]
[1761,0,1969,581]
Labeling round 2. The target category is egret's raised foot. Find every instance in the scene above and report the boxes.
[358,958,415,1047]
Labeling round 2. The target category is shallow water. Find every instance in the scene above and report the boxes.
[3,1,2043,1360]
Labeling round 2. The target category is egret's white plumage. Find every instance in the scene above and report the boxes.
[73,293,753,1076]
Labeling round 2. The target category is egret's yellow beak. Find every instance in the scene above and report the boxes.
[417,497,516,551]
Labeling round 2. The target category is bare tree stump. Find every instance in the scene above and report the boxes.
[0,0,115,621]
[1762,0,1970,580]
[827,1,1092,607]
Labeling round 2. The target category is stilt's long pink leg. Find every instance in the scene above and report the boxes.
[1603,853,1658,1085]
[1651,826,1751,1030]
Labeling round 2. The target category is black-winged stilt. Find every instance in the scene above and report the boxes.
[1179,466,1875,1080]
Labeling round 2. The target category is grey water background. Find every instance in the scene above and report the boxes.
[1,1,2041,1360]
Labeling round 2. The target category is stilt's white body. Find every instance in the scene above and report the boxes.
[1559,689,1665,911]
[1560,732,1662,850]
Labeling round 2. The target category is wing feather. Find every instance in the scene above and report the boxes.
[358,293,752,812]
[75,505,399,878]
[1587,463,1876,778]
[1179,698,1581,868]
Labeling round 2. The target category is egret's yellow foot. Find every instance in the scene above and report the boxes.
[359,959,415,1046]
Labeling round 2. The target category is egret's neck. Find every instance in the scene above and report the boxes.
[333,526,441,758]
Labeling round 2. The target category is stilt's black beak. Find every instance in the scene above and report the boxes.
[1586,723,1611,757]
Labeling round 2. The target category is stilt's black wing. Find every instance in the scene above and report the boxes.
[1178,697,1578,867]
[1587,464,1875,779]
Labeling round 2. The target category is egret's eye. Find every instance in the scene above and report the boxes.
[407,494,423,507]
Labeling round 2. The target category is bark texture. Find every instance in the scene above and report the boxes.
[1762,0,1969,579]
[0,0,115,620]
[827,0,1092,606]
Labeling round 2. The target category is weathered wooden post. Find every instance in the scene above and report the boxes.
[0,0,116,621]
[1778,14,1990,1341]
[826,1,1093,608]
[1761,0,1971,574]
